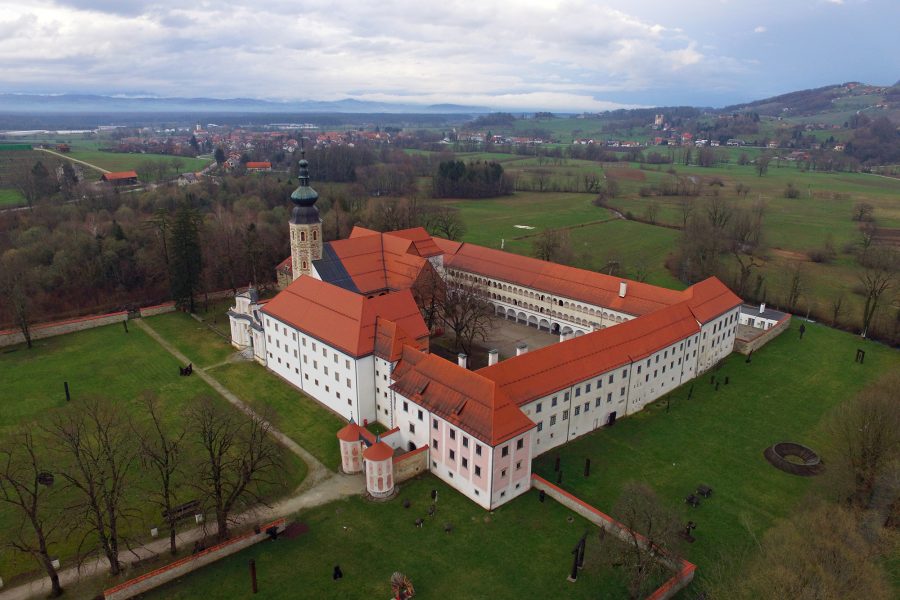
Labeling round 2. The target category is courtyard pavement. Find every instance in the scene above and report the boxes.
[485,318,560,361]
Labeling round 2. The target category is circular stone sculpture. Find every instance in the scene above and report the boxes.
[763,442,824,476]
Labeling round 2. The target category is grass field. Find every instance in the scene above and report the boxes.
[143,309,347,470]
[0,187,24,207]
[533,320,900,586]
[141,476,649,600]
[0,324,307,581]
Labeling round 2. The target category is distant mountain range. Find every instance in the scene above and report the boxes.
[0,93,491,115]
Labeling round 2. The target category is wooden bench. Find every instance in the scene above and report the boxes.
[162,500,201,523]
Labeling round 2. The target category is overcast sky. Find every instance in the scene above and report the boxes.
[0,0,896,110]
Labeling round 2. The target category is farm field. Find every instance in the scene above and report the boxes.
[140,476,649,600]
[0,323,308,582]
[0,187,24,207]
[533,320,900,588]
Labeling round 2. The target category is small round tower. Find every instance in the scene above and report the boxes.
[289,150,322,280]
[336,419,363,474]
[363,437,395,499]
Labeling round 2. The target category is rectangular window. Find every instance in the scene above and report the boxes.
[608,374,614,384]
[584,402,589,412]
[575,387,581,397]
[302,338,307,347]
[418,410,423,421]
[620,387,625,396]
[516,461,522,471]
[403,401,408,412]
[433,418,438,429]
[516,438,524,450]
[346,378,351,388]
[575,406,580,416]
[537,422,543,432]
[551,397,558,407]
[585,383,591,393]
[333,354,338,363]
[475,466,481,477]
[622,369,628,378]
[501,445,509,457]
[476,444,482,456]
[462,457,468,469]
[345,359,350,368]
[550,415,557,425]
[564,391,570,401]
[409,423,415,434]
[450,429,456,440]
[432,439,438,449]
[449,449,455,461]
[607,392,612,403]
[323,366,328,375]
[563,410,569,420]
[536,402,542,413]
[501,469,507,478]
[595,398,601,407]
[463,436,469,448]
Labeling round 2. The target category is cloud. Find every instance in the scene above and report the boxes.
[2,0,891,109]
[825,0,844,4]
[754,26,767,33]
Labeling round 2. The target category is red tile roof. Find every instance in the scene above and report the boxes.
[374,317,428,362]
[262,276,428,357]
[337,421,362,442]
[385,227,444,257]
[477,300,702,405]
[363,440,394,461]
[391,348,535,446]
[246,161,271,169]
[102,171,138,181]
[325,229,431,294]
[441,242,684,316]
[681,277,743,323]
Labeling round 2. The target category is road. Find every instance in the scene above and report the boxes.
[34,147,110,174]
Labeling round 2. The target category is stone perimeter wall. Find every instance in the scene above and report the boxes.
[0,311,128,348]
[394,446,428,483]
[139,302,176,318]
[734,314,791,356]
[531,475,696,600]
[103,519,286,600]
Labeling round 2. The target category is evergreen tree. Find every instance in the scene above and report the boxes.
[169,203,203,313]
[214,147,226,165]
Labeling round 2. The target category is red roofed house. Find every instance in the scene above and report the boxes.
[245,161,272,172]
[101,171,139,185]
[228,154,743,508]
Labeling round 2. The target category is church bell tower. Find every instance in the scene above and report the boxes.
[289,151,322,281]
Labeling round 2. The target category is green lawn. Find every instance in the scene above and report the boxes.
[141,476,652,600]
[446,191,610,249]
[0,188,24,207]
[209,362,346,470]
[0,324,307,581]
[139,306,346,471]
[533,320,900,586]
[146,311,234,368]
[66,148,210,175]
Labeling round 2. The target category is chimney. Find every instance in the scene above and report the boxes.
[488,349,499,366]
[619,281,627,298]
[516,343,528,356]
[759,302,766,314]
[457,353,468,369]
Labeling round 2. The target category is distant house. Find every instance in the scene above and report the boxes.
[101,171,139,185]
[55,143,71,153]
[245,161,272,172]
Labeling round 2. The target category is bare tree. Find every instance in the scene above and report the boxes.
[831,294,845,326]
[134,392,186,556]
[706,503,893,600]
[610,482,683,599]
[532,227,574,265]
[786,261,804,311]
[412,264,447,332]
[0,249,36,349]
[190,398,281,541]
[439,280,496,355]
[423,204,467,241]
[729,207,765,297]
[0,432,64,597]
[858,247,896,337]
[852,202,875,222]
[677,196,694,229]
[46,398,137,576]
[644,200,660,224]
[831,372,900,508]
